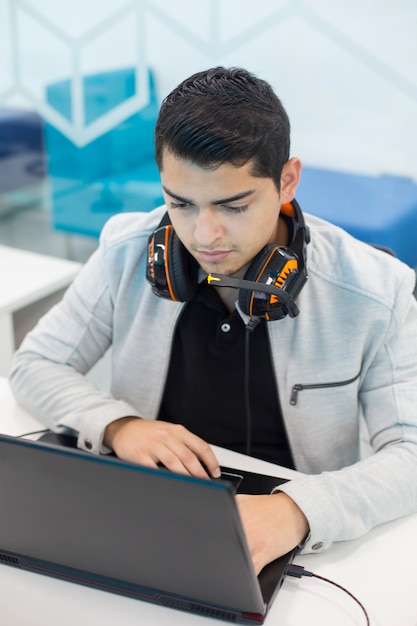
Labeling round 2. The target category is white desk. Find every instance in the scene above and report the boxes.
[1,376,417,626]
[0,245,82,376]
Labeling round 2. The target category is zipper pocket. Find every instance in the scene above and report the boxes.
[290,370,361,406]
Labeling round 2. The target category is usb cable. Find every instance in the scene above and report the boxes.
[287,564,370,625]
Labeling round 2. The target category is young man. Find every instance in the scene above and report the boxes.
[10,67,417,575]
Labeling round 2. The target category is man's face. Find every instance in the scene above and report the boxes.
[160,149,292,278]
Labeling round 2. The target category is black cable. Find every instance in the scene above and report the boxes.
[287,564,370,625]
[243,316,261,456]
[243,326,252,456]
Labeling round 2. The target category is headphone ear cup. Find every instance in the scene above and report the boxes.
[167,230,199,301]
[239,244,303,320]
[147,223,198,301]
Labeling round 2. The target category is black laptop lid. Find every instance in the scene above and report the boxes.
[0,434,267,616]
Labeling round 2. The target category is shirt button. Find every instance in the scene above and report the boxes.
[84,439,93,450]
[311,542,324,551]
[221,323,231,333]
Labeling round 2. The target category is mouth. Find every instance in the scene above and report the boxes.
[195,250,231,263]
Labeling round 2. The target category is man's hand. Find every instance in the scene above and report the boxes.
[236,492,309,575]
[103,416,221,479]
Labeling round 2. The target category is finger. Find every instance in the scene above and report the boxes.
[131,445,196,478]
[129,452,160,471]
[155,423,220,478]
[181,431,221,478]
[155,442,212,479]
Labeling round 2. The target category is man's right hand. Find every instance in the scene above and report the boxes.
[103,416,221,479]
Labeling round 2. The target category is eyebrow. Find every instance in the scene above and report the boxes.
[162,186,256,206]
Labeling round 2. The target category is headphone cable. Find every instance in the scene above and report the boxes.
[244,316,261,456]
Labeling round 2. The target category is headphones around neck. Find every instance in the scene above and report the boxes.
[146,198,309,321]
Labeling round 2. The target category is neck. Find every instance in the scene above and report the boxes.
[215,285,240,314]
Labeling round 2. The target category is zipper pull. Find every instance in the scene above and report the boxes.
[290,384,302,406]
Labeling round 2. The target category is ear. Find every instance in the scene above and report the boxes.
[280,157,302,204]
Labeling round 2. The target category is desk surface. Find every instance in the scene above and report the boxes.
[1,377,416,626]
[0,245,81,314]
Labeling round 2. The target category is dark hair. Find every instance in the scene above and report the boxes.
[154,67,290,191]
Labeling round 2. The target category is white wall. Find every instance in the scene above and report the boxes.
[1,0,416,179]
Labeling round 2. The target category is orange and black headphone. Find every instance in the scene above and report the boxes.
[146,198,309,320]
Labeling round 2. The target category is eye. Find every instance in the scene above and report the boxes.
[222,204,248,214]
[169,201,192,210]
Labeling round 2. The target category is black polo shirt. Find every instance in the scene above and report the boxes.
[157,282,294,468]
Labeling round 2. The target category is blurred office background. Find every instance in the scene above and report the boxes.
[1,0,417,268]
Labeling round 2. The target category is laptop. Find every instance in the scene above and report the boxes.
[0,432,296,624]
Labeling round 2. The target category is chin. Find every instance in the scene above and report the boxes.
[202,264,246,278]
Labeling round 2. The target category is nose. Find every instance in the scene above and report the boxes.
[194,209,224,246]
